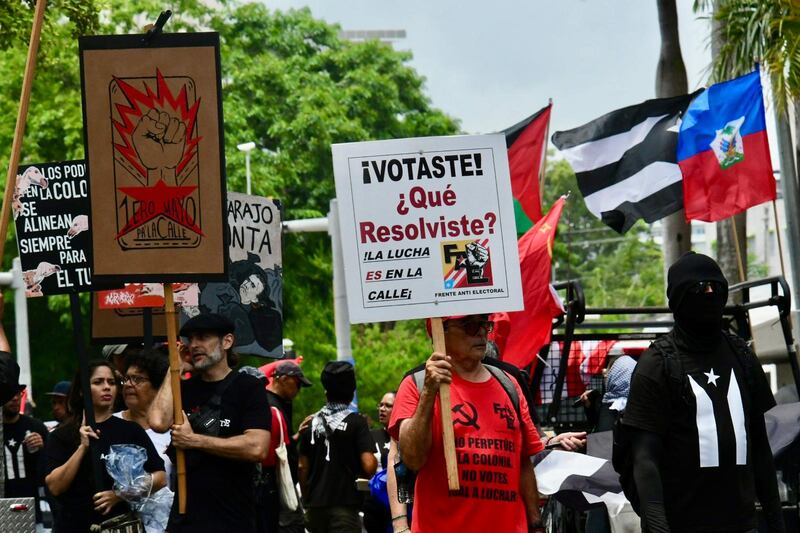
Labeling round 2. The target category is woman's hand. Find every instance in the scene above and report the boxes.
[79,415,100,449]
[93,490,121,515]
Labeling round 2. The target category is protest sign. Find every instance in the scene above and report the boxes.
[13,161,92,297]
[181,193,283,357]
[332,134,523,324]
[98,283,198,309]
[91,294,168,343]
[79,32,228,283]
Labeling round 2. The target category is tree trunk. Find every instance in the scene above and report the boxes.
[656,0,691,275]
[710,0,747,293]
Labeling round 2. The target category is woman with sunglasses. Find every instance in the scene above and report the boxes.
[44,360,166,533]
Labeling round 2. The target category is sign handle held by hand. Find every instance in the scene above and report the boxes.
[430,317,460,491]
[164,283,187,513]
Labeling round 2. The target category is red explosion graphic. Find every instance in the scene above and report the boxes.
[112,69,201,180]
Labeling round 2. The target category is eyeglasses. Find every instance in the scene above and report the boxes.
[122,375,150,386]
[447,320,494,336]
[687,281,722,295]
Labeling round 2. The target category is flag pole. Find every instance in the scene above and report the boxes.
[0,0,47,263]
[538,99,552,193]
[730,218,746,283]
[772,200,788,278]
[430,317,459,491]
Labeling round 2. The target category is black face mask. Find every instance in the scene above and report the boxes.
[674,289,727,341]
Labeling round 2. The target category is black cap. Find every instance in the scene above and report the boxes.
[321,361,356,396]
[274,361,312,387]
[667,252,728,311]
[179,313,235,338]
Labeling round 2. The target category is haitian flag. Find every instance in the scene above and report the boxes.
[677,71,775,221]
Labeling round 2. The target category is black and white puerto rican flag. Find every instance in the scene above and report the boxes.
[533,447,629,514]
[552,91,701,233]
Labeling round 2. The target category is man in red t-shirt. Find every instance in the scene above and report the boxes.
[388,314,543,533]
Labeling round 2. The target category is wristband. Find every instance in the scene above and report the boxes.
[395,528,411,533]
[392,514,407,522]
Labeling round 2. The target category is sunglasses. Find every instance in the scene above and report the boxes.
[687,281,723,295]
[447,320,494,336]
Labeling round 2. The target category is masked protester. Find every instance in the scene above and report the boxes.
[622,253,785,532]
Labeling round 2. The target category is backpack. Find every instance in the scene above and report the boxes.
[411,363,521,422]
[611,331,757,514]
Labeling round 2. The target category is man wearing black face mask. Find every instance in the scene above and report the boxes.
[622,252,784,532]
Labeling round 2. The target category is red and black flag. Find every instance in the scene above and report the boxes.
[503,103,552,223]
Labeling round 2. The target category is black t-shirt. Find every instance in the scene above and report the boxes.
[168,372,271,533]
[299,410,375,507]
[45,416,165,533]
[371,427,390,469]
[4,414,48,498]
[623,334,776,532]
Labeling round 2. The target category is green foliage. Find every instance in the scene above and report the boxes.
[0,1,457,423]
[541,158,666,309]
[701,0,800,108]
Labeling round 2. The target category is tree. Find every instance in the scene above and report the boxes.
[0,1,458,423]
[542,159,665,310]
[656,0,692,276]
[697,0,800,293]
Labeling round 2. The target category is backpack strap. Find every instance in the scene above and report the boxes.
[411,366,520,421]
[483,364,521,421]
[650,333,689,405]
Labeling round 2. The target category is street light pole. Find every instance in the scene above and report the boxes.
[237,141,256,195]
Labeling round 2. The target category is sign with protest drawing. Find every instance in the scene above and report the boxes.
[332,134,523,323]
[13,161,92,297]
[79,32,228,283]
[91,292,169,343]
[98,283,199,309]
[181,193,283,357]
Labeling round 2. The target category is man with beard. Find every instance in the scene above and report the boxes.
[149,313,271,533]
[622,253,784,532]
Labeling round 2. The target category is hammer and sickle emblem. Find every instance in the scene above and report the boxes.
[451,402,480,430]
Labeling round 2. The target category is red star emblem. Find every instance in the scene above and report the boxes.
[116,179,204,239]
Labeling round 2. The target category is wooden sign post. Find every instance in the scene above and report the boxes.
[429,317,459,490]
[163,283,187,512]
[332,135,523,493]
[0,0,47,260]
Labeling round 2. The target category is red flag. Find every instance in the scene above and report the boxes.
[490,196,565,369]
[504,104,552,223]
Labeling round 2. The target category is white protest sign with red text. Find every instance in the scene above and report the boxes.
[333,134,523,324]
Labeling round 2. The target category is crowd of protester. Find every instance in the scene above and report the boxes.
[0,253,792,532]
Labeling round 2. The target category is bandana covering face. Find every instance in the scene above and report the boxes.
[667,252,729,349]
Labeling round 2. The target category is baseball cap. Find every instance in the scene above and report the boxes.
[179,313,235,337]
[45,380,71,397]
[274,361,312,387]
[102,344,128,359]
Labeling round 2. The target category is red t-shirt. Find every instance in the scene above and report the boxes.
[262,406,289,467]
[389,370,543,533]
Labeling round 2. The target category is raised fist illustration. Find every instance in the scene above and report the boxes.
[464,242,489,284]
[67,215,88,238]
[133,108,186,177]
